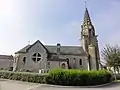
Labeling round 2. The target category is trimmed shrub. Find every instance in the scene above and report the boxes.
[0,69,112,86]
[46,69,112,86]
[0,70,47,83]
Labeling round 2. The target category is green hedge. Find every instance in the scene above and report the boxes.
[0,69,113,86]
[46,69,112,86]
[0,70,47,83]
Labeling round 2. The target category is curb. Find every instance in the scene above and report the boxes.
[41,81,114,88]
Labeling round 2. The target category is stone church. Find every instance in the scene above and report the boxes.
[13,8,101,72]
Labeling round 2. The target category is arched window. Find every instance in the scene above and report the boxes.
[67,58,71,69]
[66,58,69,65]
[23,57,26,64]
[79,59,82,65]
[32,53,41,62]
[61,63,66,69]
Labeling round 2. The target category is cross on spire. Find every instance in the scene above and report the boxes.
[85,0,87,8]
[85,0,89,9]
[28,41,31,45]
[82,0,93,28]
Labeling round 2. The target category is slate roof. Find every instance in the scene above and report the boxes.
[0,55,14,60]
[15,45,85,55]
[45,45,85,55]
[15,40,86,55]
[16,45,31,53]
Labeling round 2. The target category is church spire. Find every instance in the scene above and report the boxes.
[84,8,90,20]
[83,7,92,25]
[81,7,95,37]
[81,1,101,70]
[83,0,91,23]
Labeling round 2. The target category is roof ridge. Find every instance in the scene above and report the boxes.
[26,40,49,53]
[45,45,81,47]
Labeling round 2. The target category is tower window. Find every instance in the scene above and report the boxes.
[79,59,82,65]
[89,29,91,37]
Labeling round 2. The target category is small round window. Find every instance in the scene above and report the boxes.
[32,53,41,62]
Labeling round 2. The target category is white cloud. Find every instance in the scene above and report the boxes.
[93,1,120,50]
[0,0,29,55]
[0,0,13,19]
[0,0,120,57]
[91,1,120,61]
[55,1,120,61]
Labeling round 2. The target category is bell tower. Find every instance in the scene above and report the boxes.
[81,7,101,70]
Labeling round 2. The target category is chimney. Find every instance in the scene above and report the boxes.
[57,43,61,55]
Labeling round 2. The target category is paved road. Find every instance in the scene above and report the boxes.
[0,79,40,90]
[35,82,120,90]
[0,79,120,90]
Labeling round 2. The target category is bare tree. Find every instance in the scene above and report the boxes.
[101,44,120,73]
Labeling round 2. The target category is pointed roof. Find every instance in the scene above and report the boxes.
[83,8,92,24]
[15,40,49,54]
[26,40,49,53]
[84,8,90,20]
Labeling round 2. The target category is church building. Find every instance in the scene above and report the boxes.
[13,8,101,72]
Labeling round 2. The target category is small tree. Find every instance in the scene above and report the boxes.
[101,45,120,73]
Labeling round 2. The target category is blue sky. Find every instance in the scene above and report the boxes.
[0,0,120,56]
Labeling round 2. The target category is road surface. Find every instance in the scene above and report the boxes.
[0,79,120,90]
